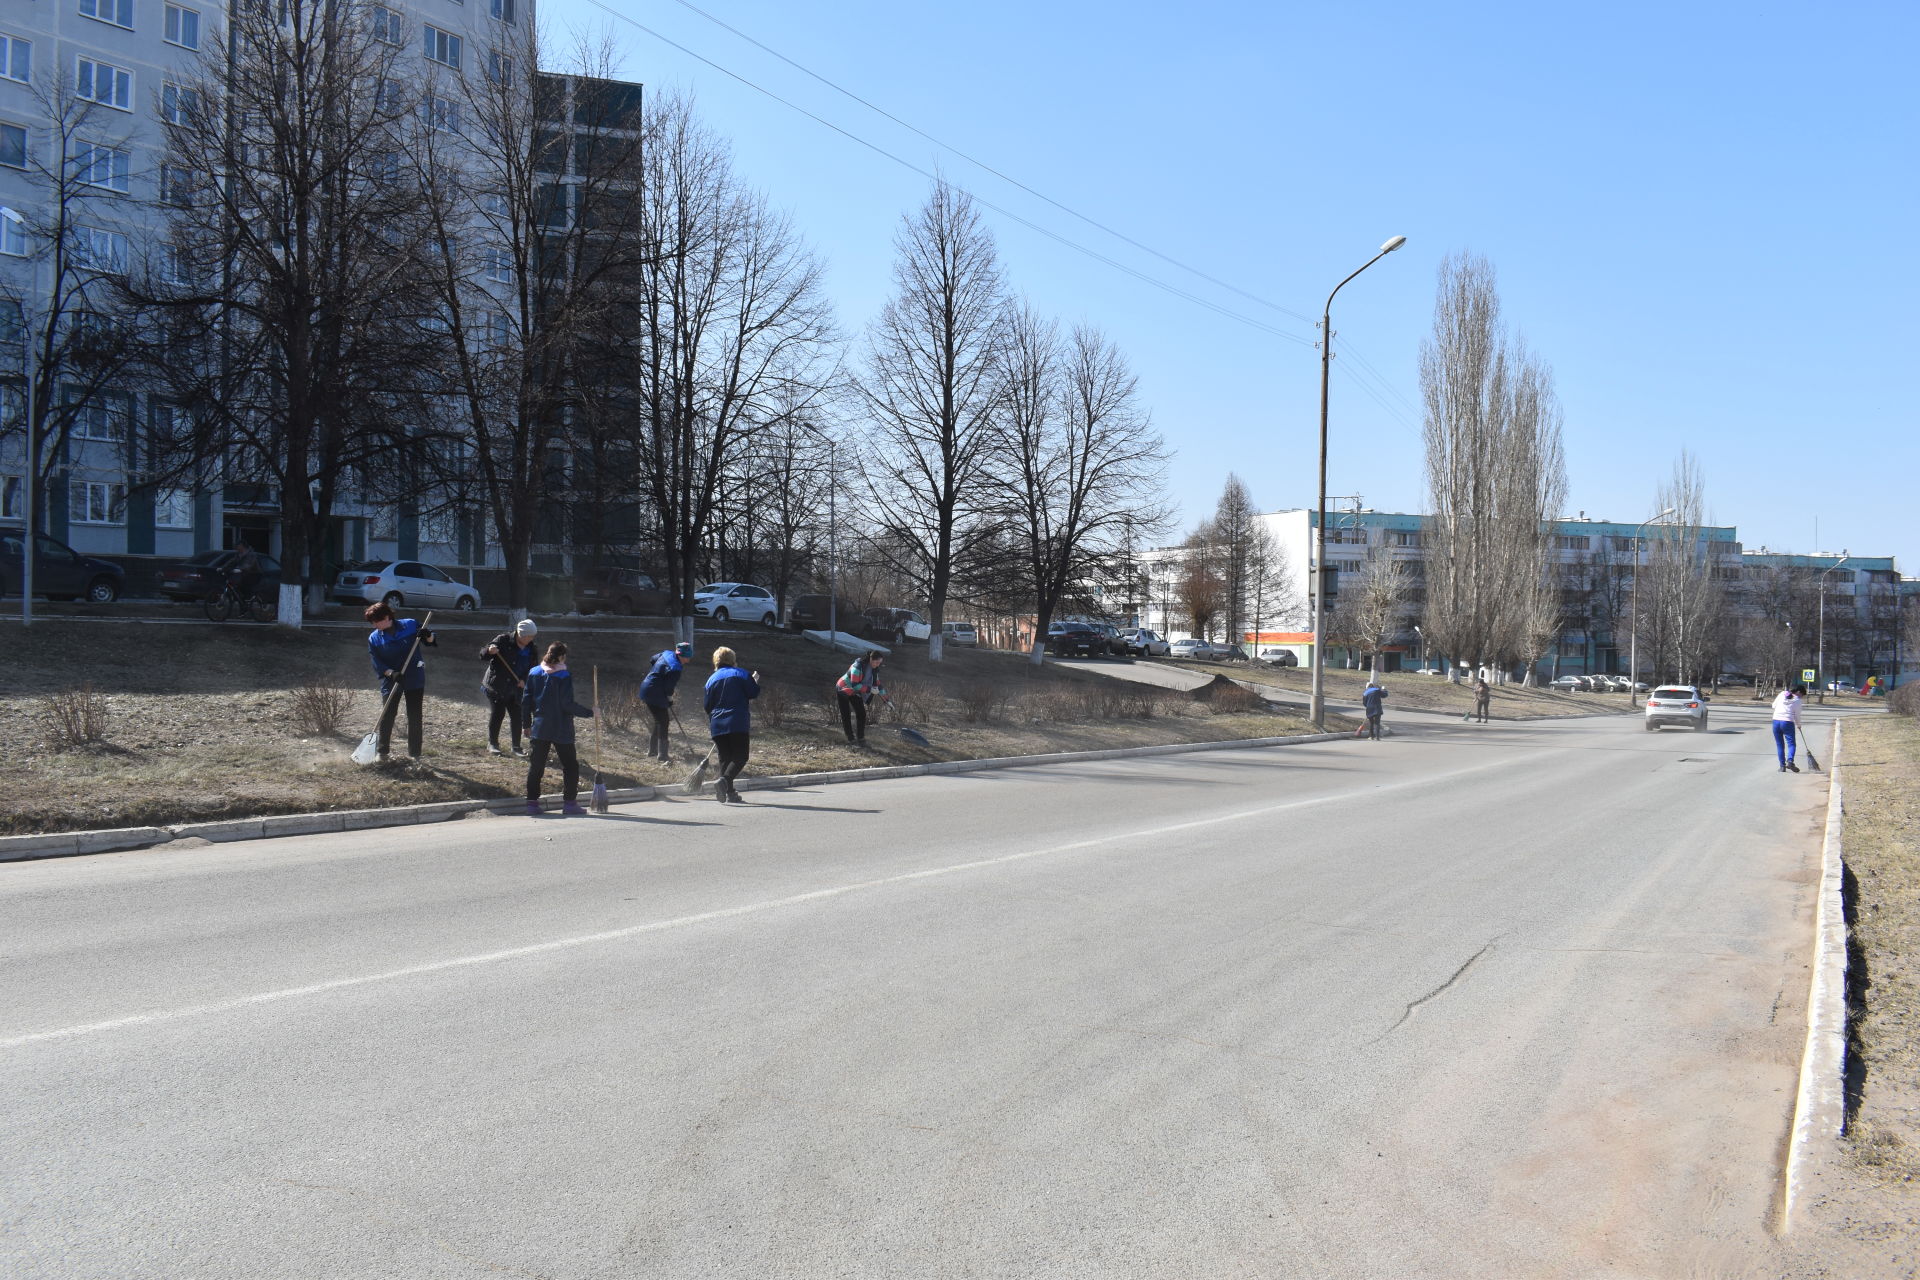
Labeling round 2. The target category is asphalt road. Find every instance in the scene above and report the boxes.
[1,702,1842,1277]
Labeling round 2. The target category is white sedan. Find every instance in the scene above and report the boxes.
[693,582,780,626]
[332,560,482,610]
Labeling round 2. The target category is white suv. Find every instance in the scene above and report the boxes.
[1644,685,1709,732]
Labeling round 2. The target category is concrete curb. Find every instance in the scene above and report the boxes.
[1781,719,1848,1231]
[0,731,1345,861]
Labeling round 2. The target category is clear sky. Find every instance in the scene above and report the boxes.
[543,0,1917,567]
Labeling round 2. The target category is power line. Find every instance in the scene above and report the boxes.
[578,0,1317,345]
[659,0,1323,329]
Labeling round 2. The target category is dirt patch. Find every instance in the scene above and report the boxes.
[1162,660,1634,720]
[0,621,1328,836]
[1782,712,1920,1276]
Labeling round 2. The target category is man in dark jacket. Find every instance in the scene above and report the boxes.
[639,641,694,763]
[523,642,595,815]
[1361,681,1388,740]
[480,618,539,756]
[366,602,437,762]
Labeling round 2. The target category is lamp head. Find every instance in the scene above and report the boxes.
[1381,235,1407,254]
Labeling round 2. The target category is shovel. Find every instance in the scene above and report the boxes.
[353,611,434,764]
[589,667,609,812]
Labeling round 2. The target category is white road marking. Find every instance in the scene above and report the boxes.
[3,754,1516,1049]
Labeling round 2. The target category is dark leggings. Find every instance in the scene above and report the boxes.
[836,692,868,742]
[712,732,750,784]
[377,687,424,757]
[646,703,671,758]
[488,693,524,749]
[526,739,579,803]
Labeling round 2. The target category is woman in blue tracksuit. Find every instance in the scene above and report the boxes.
[523,642,595,815]
[366,602,437,762]
[639,641,694,763]
[702,645,760,804]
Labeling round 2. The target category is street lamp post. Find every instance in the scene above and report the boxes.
[1627,508,1678,700]
[793,421,840,646]
[1817,550,1850,705]
[1309,235,1405,728]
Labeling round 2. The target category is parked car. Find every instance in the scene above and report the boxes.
[1169,637,1214,660]
[787,594,864,634]
[156,548,282,603]
[1826,678,1857,694]
[693,582,779,626]
[1090,621,1127,656]
[940,620,979,646]
[1,531,126,603]
[1548,675,1589,692]
[574,567,670,616]
[1050,622,1107,657]
[1715,673,1756,688]
[1588,674,1626,692]
[1123,628,1170,657]
[1255,647,1299,667]
[1645,684,1710,732]
[863,606,932,644]
[332,560,481,610]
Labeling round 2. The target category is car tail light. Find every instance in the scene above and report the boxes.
[1687,701,1699,709]
[363,576,380,584]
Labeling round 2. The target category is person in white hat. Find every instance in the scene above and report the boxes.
[480,618,539,756]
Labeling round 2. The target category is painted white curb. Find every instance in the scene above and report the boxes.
[0,730,1346,861]
[1781,719,1848,1231]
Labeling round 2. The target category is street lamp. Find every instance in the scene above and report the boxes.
[1627,507,1678,698]
[1817,550,1850,704]
[793,420,841,647]
[1309,235,1406,728]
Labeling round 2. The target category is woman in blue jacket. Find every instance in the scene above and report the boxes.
[639,641,694,763]
[523,642,596,815]
[365,602,437,763]
[702,646,760,804]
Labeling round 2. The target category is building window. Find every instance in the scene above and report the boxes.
[1555,535,1590,550]
[158,163,195,204]
[1390,530,1423,548]
[480,191,509,218]
[482,310,512,347]
[1609,536,1635,552]
[70,391,132,442]
[70,479,128,524]
[155,488,194,529]
[80,0,135,30]
[367,152,400,184]
[491,0,515,21]
[484,247,512,283]
[0,34,30,84]
[423,25,461,69]
[425,94,459,133]
[76,58,134,111]
[0,122,24,169]
[77,142,131,191]
[0,208,24,256]
[370,6,403,44]
[1,473,21,520]
[73,225,130,273]
[164,4,200,48]
[488,52,513,85]
[162,83,202,126]
[374,78,403,112]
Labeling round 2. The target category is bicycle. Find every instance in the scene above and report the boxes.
[205,578,276,623]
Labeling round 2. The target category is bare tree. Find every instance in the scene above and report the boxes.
[150,0,448,624]
[859,180,1006,662]
[991,308,1169,664]
[1207,474,1262,653]
[1335,551,1412,682]
[1175,528,1226,641]
[1420,253,1566,679]
[1640,452,1725,684]
[626,95,834,642]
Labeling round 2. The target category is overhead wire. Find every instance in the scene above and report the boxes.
[579,0,1317,346]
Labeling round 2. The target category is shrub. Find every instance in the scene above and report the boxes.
[957,682,1007,723]
[1205,682,1266,714]
[757,682,792,729]
[42,684,110,750]
[288,679,354,737]
[1890,681,1920,719]
[599,688,641,734]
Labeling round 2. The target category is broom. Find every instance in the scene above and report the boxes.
[1801,719,1822,773]
[589,666,609,812]
[683,746,714,794]
[352,610,434,765]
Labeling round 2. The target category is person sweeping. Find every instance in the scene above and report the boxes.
[479,618,539,756]
[702,646,760,805]
[834,650,889,746]
[640,641,694,763]
[1771,682,1805,773]
[523,642,595,815]
[366,602,437,764]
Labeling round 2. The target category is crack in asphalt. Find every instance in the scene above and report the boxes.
[1371,937,1502,1043]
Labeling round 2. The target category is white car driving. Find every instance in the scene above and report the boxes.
[1644,684,1709,732]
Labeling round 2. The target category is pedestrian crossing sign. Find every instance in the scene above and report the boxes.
[1802,668,1818,683]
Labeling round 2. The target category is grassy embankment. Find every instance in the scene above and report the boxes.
[1164,659,1633,719]
[0,621,1326,836]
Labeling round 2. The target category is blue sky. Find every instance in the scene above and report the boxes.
[545,0,1917,567]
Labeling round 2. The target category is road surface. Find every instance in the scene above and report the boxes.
[1,702,1834,1277]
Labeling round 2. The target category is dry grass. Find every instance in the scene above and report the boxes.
[1836,714,1920,1184]
[0,622,1325,836]
[1170,660,1632,720]
[40,685,111,750]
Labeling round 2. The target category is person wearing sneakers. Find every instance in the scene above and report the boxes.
[640,641,694,763]
[480,618,539,756]
[523,642,595,815]
[834,650,889,746]
[1771,683,1806,773]
[702,646,760,804]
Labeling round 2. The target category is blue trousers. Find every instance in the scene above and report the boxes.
[1772,720,1797,765]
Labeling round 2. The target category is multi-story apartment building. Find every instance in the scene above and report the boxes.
[1,0,641,602]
